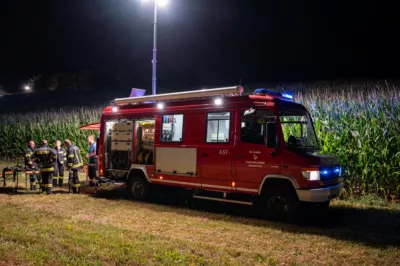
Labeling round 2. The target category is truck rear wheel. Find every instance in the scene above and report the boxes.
[127,176,150,201]
[261,189,301,221]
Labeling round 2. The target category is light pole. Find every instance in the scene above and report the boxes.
[152,1,158,95]
[142,0,168,95]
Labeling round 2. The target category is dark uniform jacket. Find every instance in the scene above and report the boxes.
[25,147,38,169]
[66,144,83,170]
[55,147,67,165]
[31,145,57,172]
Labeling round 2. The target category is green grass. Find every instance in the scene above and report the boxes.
[0,162,399,265]
[0,177,399,265]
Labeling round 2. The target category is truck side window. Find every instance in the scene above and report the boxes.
[240,109,274,145]
[206,112,230,143]
[161,114,184,142]
[240,119,264,145]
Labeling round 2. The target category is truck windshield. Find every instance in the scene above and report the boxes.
[279,112,319,151]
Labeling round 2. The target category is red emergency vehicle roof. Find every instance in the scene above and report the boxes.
[79,122,100,131]
[102,86,301,115]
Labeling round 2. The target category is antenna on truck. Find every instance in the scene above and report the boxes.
[113,85,244,106]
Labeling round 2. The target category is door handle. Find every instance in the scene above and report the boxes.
[236,154,245,158]
[201,153,208,157]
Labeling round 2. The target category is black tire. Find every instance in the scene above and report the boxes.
[261,188,301,221]
[127,176,150,201]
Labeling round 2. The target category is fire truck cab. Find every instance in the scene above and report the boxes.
[97,86,343,220]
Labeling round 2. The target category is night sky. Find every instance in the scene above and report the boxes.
[0,0,398,93]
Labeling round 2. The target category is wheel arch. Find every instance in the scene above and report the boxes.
[258,174,299,195]
[127,165,151,182]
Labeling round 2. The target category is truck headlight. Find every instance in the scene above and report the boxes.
[301,168,320,181]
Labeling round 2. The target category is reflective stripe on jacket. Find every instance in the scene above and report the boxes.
[25,147,35,167]
[67,144,83,169]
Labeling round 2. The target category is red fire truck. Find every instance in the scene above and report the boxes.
[97,86,342,220]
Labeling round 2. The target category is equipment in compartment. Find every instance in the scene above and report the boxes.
[142,127,154,150]
[135,120,155,165]
[110,151,131,170]
[108,120,134,170]
[161,115,174,142]
[137,150,153,164]
[111,141,132,151]
[112,121,133,131]
[112,131,133,141]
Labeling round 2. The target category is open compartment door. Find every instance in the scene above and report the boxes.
[79,122,100,131]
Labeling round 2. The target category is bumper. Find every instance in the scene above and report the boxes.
[296,183,343,202]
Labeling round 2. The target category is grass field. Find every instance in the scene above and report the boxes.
[1,160,399,265]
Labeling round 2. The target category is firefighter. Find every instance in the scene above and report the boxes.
[64,139,83,194]
[24,140,39,191]
[53,140,66,187]
[86,135,98,187]
[32,140,57,194]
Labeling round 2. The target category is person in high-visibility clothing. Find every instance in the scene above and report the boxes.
[64,139,83,194]
[32,140,57,194]
[24,140,39,191]
[53,140,66,187]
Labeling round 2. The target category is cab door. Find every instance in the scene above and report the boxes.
[234,108,281,193]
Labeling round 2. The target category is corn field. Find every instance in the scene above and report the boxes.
[0,107,103,164]
[0,82,400,199]
[284,82,400,200]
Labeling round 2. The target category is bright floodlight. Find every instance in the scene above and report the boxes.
[142,0,168,6]
[112,106,119,113]
[157,0,168,7]
[24,85,30,91]
[157,102,164,109]
[214,98,222,105]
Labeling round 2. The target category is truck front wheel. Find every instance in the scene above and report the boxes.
[127,176,150,201]
[261,189,301,221]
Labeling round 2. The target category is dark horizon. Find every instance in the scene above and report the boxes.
[1,0,399,93]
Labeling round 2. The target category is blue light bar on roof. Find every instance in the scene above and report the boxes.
[254,88,282,97]
[282,93,293,100]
